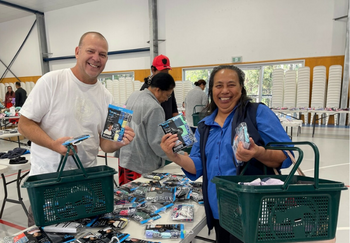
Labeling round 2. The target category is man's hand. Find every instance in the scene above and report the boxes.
[51,136,78,156]
[100,125,135,153]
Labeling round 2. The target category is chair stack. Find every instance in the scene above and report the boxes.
[283,70,297,109]
[118,77,127,106]
[271,69,284,109]
[174,81,184,108]
[324,65,342,125]
[310,66,327,125]
[112,80,120,106]
[296,67,310,124]
[133,80,142,91]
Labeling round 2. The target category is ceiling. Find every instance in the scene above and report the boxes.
[0,0,98,23]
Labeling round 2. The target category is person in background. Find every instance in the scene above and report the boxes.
[15,81,27,107]
[119,72,175,185]
[140,54,178,120]
[161,65,293,243]
[184,79,208,130]
[18,31,135,226]
[4,86,15,108]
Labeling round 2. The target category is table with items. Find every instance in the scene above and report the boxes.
[3,162,210,243]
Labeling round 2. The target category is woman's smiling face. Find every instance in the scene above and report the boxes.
[212,68,242,115]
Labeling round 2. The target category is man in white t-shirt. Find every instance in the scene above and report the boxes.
[18,31,135,226]
[18,31,135,175]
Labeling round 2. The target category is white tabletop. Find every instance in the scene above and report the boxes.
[0,131,22,139]
[0,164,9,174]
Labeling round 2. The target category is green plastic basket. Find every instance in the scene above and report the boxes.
[212,141,347,243]
[192,105,207,126]
[22,145,117,226]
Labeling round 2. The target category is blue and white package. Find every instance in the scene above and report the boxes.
[102,104,133,142]
[159,113,196,153]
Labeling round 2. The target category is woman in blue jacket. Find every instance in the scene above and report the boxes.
[161,65,292,243]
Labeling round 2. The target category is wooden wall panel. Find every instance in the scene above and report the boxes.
[1,76,41,84]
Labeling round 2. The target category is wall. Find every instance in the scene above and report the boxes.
[0,0,347,79]
[0,15,41,77]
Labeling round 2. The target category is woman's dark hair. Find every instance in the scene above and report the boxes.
[150,72,175,91]
[207,65,251,114]
[6,86,14,95]
[194,79,206,86]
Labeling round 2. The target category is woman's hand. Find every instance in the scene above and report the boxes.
[235,137,261,162]
[160,133,179,162]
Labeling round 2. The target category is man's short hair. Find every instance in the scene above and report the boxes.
[15,82,21,87]
[78,31,108,47]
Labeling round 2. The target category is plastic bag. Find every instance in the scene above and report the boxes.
[232,122,250,165]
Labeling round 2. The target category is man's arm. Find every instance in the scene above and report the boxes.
[18,115,72,155]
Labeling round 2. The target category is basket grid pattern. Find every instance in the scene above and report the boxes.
[220,190,243,237]
[42,179,106,224]
[257,196,330,241]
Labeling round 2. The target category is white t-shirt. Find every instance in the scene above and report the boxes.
[20,69,113,175]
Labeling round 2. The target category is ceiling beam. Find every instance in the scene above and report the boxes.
[0,0,44,15]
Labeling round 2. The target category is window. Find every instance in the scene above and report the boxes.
[98,72,134,86]
[183,61,304,107]
[238,61,304,107]
[183,67,213,83]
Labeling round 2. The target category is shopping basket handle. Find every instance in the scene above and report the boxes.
[265,141,319,189]
[56,144,89,182]
[193,105,206,114]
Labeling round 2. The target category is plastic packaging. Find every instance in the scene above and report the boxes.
[101,104,133,142]
[159,113,196,153]
[232,122,250,164]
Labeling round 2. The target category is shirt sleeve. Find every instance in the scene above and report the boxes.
[183,128,203,180]
[20,77,52,123]
[256,104,293,168]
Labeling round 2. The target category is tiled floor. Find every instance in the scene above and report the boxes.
[0,125,349,243]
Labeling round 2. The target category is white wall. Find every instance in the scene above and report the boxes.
[0,15,41,77]
[0,0,347,77]
[161,0,346,67]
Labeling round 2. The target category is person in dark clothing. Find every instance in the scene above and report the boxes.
[140,54,178,120]
[15,82,27,107]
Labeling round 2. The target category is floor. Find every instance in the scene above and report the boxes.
[0,125,349,243]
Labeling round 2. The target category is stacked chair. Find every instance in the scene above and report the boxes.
[133,80,142,91]
[309,66,327,125]
[271,69,284,109]
[324,65,342,125]
[174,81,184,108]
[296,67,311,124]
[283,70,297,109]
[125,77,134,101]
